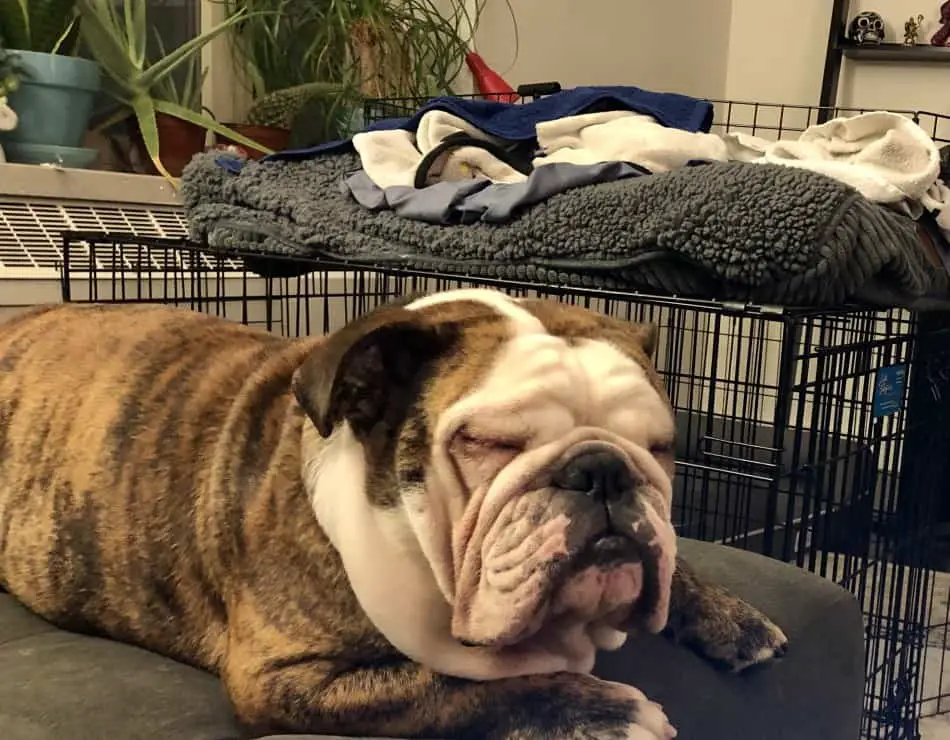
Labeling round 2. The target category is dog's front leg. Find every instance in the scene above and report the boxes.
[662,555,789,672]
[222,648,676,740]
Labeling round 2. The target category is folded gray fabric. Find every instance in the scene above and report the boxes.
[180,150,950,307]
[345,161,649,225]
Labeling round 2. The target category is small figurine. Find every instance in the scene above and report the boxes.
[932,1,950,46]
[849,11,887,45]
[905,14,925,45]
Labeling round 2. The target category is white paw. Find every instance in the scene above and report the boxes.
[622,700,677,739]
[602,682,677,739]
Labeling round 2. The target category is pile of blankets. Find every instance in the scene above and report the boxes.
[181,86,950,308]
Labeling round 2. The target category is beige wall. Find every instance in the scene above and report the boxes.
[724,0,829,106]
[726,0,950,117]
[470,0,733,99]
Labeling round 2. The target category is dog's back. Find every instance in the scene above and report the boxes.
[0,303,310,668]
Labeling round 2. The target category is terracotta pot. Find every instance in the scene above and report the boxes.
[216,123,291,160]
[133,113,207,176]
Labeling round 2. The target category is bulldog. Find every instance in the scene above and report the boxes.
[0,289,787,739]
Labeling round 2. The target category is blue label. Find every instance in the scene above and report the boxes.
[214,154,246,174]
[873,364,906,418]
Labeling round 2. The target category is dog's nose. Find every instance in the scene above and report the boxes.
[552,450,633,503]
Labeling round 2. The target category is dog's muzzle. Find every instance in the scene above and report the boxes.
[450,433,676,650]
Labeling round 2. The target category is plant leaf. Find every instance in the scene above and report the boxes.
[16,0,30,46]
[76,0,138,93]
[137,9,246,90]
[50,15,77,55]
[0,0,29,49]
[131,0,148,70]
[130,91,172,179]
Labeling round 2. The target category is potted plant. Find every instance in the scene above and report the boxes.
[222,0,492,150]
[0,0,103,166]
[219,0,353,151]
[77,0,269,179]
[336,0,480,99]
[217,81,355,156]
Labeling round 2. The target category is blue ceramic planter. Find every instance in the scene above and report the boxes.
[1,50,102,149]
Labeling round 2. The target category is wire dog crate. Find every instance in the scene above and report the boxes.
[57,229,950,740]
[42,73,950,740]
[364,92,950,149]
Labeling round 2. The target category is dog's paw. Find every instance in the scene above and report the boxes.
[493,675,676,740]
[667,589,788,673]
[598,682,677,740]
[498,679,677,740]
[723,605,788,672]
[619,700,677,739]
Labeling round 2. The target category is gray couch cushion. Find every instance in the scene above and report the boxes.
[0,539,864,740]
[0,598,243,740]
[595,539,865,740]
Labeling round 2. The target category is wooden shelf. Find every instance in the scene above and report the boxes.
[840,41,950,63]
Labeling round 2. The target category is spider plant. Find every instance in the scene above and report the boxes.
[334,0,484,99]
[222,0,510,139]
[0,0,80,54]
[77,0,267,179]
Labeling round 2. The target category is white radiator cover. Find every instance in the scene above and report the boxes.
[0,163,194,320]
[0,163,187,270]
[0,162,355,335]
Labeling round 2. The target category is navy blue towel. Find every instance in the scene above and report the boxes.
[265,85,714,163]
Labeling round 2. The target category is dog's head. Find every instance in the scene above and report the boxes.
[293,289,676,678]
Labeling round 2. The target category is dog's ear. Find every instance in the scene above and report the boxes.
[634,323,659,360]
[292,304,456,438]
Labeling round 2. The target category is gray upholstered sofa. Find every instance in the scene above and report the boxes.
[0,539,865,740]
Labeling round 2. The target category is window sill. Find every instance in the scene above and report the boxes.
[0,163,182,207]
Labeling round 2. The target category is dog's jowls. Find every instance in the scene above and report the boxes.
[0,291,788,739]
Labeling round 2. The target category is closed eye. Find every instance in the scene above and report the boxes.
[650,441,674,455]
[456,428,525,454]
[449,427,525,493]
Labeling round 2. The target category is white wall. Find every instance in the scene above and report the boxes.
[473,0,733,99]
[726,0,950,116]
[724,0,829,106]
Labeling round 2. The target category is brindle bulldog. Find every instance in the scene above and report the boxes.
[0,289,787,739]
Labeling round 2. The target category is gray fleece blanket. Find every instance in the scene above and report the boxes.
[180,150,950,307]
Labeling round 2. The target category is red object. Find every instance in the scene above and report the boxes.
[465,52,519,103]
[933,0,950,46]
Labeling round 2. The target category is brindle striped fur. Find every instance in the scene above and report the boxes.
[0,302,785,739]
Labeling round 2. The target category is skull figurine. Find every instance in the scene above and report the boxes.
[848,11,887,45]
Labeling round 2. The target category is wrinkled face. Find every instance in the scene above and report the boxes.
[294,289,677,674]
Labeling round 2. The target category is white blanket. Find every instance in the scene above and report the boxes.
[353,108,729,189]
[533,110,729,172]
[723,111,950,233]
[352,111,527,190]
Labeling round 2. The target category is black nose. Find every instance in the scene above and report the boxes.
[552,450,634,503]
